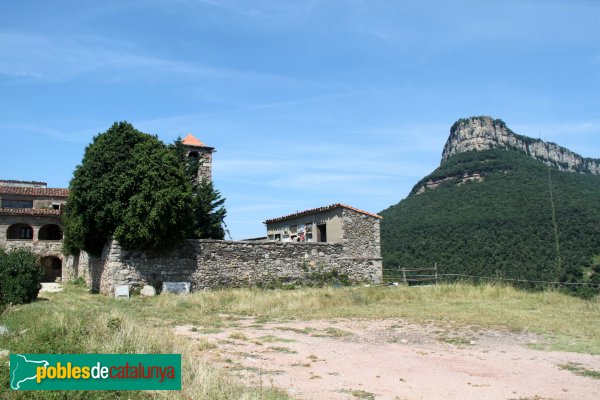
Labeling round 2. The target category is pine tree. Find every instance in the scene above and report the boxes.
[170,137,227,240]
[191,178,227,240]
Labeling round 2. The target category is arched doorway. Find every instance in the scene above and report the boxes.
[38,224,63,240]
[7,223,33,240]
[40,256,62,282]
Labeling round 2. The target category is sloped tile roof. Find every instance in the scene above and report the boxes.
[182,134,207,147]
[0,180,47,187]
[0,186,69,197]
[0,208,61,216]
[264,203,382,224]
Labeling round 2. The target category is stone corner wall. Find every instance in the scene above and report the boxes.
[340,208,382,283]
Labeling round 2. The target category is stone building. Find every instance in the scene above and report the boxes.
[182,134,215,182]
[265,203,382,245]
[1,135,384,293]
[0,180,69,282]
[83,203,383,293]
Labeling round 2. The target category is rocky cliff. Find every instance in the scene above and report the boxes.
[442,116,600,174]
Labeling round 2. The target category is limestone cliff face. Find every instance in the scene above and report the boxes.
[442,116,600,174]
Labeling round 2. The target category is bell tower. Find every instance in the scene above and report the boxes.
[182,134,215,182]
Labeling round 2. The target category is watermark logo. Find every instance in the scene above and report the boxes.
[10,354,181,390]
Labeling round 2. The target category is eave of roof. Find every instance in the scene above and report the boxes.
[0,186,69,197]
[264,203,382,224]
[0,208,62,216]
[0,179,47,186]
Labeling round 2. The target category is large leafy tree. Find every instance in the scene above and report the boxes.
[63,122,193,256]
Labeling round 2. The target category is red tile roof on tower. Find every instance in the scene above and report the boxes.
[264,203,382,224]
[182,134,207,147]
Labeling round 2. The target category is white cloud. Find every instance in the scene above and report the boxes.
[0,31,222,81]
[0,124,93,143]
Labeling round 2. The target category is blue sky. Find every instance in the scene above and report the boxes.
[1,0,599,239]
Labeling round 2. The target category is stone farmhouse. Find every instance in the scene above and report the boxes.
[0,180,68,282]
[265,203,382,246]
[0,134,382,293]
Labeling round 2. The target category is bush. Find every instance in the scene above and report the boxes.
[0,248,42,305]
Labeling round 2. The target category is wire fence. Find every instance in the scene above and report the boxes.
[383,265,600,289]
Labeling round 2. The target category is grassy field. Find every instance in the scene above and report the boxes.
[1,282,599,399]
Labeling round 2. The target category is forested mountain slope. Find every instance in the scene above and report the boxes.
[381,124,600,292]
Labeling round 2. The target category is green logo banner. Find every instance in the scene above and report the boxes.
[10,354,181,391]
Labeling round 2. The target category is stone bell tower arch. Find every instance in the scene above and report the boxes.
[182,134,215,182]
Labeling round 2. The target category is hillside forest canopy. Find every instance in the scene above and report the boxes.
[380,149,600,297]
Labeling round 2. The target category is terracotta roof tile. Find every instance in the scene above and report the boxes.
[0,208,62,216]
[0,186,69,197]
[264,203,382,224]
[182,134,207,147]
[0,180,47,187]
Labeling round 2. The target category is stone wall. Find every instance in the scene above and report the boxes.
[0,214,65,277]
[1,239,63,260]
[63,251,91,281]
[86,238,382,294]
[197,149,213,182]
[341,208,381,258]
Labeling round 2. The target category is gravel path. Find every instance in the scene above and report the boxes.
[176,318,600,400]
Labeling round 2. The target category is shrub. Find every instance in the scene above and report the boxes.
[0,248,42,305]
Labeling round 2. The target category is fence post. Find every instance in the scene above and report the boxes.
[401,267,407,285]
[434,263,438,285]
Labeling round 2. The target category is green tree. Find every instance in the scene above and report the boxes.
[63,122,193,256]
[171,137,201,184]
[170,137,227,240]
[191,178,227,239]
[380,148,600,297]
[0,248,41,305]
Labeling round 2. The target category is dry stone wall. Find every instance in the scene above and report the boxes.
[85,238,381,294]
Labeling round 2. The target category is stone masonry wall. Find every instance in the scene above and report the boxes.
[0,215,65,278]
[90,238,381,294]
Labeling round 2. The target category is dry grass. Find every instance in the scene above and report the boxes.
[116,283,600,354]
[0,285,287,400]
[1,282,598,399]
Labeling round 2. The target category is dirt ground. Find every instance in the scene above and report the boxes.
[175,317,600,400]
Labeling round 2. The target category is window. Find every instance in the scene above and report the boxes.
[7,224,34,240]
[1,199,33,209]
[20,226,33,239]
[39,224,63,240]
[305,223,313,241]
